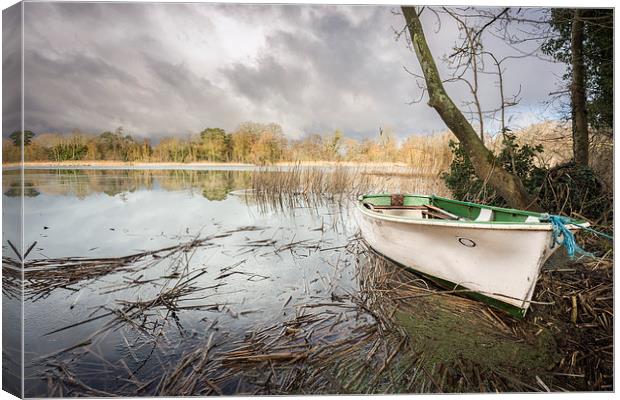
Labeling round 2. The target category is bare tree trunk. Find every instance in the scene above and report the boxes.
[571,9,589,167]
[402,6,540,210]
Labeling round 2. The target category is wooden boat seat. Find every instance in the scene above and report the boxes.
[363,202,462,221]
[421,204,459,220]
[365,205,427,210]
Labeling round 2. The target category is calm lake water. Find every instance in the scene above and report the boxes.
[5,168,441,396]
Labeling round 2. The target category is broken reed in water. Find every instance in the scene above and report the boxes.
[1,226,262,302]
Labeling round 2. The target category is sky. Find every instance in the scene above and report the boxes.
[8,2,567,141]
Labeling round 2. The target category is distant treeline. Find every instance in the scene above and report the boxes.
[2,122,452,168]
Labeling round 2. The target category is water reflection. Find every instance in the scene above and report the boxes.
[3,169,252,200]
[4,180,40,197]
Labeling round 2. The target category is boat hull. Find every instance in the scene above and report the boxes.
[356,204,561,317]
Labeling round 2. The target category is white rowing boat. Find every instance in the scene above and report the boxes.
[356,194,589,317]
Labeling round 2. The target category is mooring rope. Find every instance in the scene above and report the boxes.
[578,225,614,241]
[539,214,598,258]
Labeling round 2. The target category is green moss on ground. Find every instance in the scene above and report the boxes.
[394,298,559,380]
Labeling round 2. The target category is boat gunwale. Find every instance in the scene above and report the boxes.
[357,194,590,231]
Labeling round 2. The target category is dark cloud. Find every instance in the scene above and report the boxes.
[3,2,22,135]
[17,3,566,140]
[221,53,309,104]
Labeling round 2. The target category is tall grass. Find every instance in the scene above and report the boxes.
[399,132,453,173]
[249,163,450,212]
[249,164,370,212]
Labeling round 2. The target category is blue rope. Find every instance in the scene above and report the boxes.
[539,214,593,258]
[578,225,614,241]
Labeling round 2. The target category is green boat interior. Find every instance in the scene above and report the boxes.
[359,194,546,224]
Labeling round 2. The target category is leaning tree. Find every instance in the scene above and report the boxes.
[401,6,540,210]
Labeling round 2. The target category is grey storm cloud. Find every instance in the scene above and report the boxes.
[2,3,22,135]
[222,53,309,104]
[13,2,566,140]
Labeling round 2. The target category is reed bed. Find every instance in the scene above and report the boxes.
[530,249,613,390]
[249,163,448,214]
[250,164,370,204]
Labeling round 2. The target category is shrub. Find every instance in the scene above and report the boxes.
[440,133,545,207]
[441,133,612,224]
[537,162,612,224]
